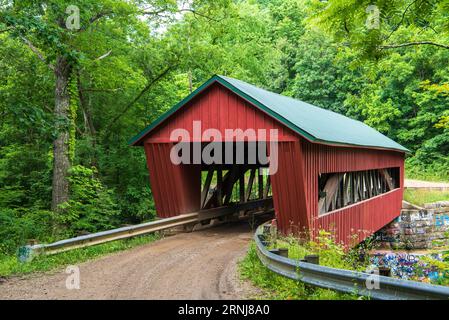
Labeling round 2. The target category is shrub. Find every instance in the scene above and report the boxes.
[58,165,120,235]
[271,230,375,271]
[0,208,58,255]
[116,185,156,223]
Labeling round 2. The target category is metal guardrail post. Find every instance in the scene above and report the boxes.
[303,254,319,265]
[278,248,288,258]
[379,267,391,277]
[263,224,271,235]
[269,248,288,257]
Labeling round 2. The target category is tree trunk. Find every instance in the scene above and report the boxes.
[77,72,98,167]
[51,56,72,211]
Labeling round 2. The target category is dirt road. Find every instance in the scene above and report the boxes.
[405,179,449,189]
[0,221,261,300]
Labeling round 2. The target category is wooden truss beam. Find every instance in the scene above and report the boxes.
[318,168,399,215]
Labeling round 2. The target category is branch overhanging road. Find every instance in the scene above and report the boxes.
[0,221,262,300]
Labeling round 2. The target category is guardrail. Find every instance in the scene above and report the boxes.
[19,198,273,262]
[254,224,449,300]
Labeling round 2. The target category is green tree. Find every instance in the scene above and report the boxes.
[0,1,137,210]
[314,0,449,56]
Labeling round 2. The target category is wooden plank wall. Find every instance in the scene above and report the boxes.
[301,141,405,246]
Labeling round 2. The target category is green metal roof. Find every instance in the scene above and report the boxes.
[130,75,408,152]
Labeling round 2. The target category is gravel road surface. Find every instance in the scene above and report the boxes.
[0,221,261,300]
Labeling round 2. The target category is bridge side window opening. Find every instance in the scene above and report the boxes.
[318,167,400,215]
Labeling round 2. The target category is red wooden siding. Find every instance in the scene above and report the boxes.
[270,141,309,233]
[300,140,405,246]
[315,190,403,246]
[144,83,297,144]
[144,143,201,217]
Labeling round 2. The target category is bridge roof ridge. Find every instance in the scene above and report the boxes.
[130,74,408,153]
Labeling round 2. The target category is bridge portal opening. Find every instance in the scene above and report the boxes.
[173,141,273,212]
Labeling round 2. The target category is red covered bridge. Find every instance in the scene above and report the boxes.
[130,75,408,247]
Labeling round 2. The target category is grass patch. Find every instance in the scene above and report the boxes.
[0,233,162,278]
[404,189,449,207]
[239,243,360,300]
[239,230,372,300]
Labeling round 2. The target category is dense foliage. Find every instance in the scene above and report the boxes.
[1,0,448,255]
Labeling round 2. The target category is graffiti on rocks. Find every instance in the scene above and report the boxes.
[369,251,449,283]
